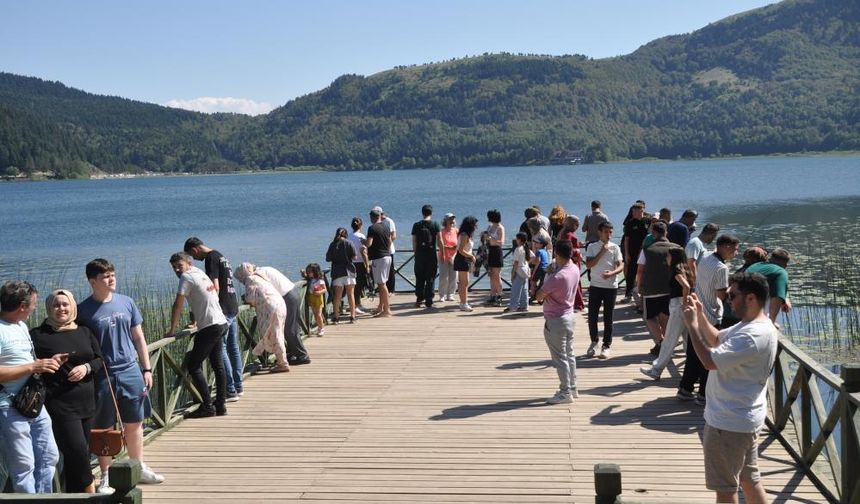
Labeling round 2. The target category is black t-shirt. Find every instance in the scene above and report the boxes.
[367,222,392,260]
[669,264,685,299]
[205,250,239,317]
[411,219,441,252]
[30,323,103,418]
[623,217,650,256]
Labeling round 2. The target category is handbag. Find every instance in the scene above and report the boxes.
[1,342,47,418]
[90,362,126,457]
[7,374,47,418]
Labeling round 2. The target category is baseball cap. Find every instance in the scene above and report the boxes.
[371,206,384,213]
[444,212,455,219]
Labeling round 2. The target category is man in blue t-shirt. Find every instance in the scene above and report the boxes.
[667,209,698,248]
[77,259,164,493]
[0,281,62,493]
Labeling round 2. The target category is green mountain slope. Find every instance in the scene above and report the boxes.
[1,0,858,176]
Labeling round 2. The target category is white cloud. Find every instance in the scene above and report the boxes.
[164,96,275,116]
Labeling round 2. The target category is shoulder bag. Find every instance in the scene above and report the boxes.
[90,362,126,457]
[1,341,47,418]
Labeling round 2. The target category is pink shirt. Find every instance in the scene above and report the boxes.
[439,227,459,262]
[541,261,580,319]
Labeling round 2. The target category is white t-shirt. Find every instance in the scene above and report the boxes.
[384,217,397,254]
[178,266,227,329]
[686,237,707,264]
[511,246,530,279]
[348,231,366,264]
[256,266,295,297]
[0,320,35,407]
[586,241,623,288]
[696,252,729,324]
[705,319,778,432]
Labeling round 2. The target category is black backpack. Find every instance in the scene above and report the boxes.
[416,221,435,250]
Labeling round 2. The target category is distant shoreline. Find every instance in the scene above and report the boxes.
[5,150,860,182]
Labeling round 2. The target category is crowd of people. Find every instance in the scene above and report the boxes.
[0,237,311,495]
[1,199,793,502]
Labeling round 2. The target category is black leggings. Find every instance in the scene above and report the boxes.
[588,286,617,347]
[185,323,227,409]
[50,414,94,492]
[679,333,709,395]
[624,259,639,297]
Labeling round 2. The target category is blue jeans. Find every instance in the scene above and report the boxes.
[508,274,528,310]
[221,316,243,393]
[0,406,59,493]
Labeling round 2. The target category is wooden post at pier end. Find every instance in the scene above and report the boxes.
[841,365,860,504]
[594,463,622,504]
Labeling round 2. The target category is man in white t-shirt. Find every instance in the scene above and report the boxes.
[584,221,624,359]
[685,222,720,288]
[167,252,228,418]
[682,272,777,503]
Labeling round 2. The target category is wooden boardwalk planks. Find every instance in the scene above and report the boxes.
[141,294,824,503]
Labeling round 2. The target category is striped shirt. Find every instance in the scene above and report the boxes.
[696,252,729,324]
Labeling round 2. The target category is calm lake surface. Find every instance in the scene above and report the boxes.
[1,155,859,359]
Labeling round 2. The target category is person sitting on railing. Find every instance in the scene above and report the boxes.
[77,259,164,493]
[0,281,61,494]
[682,272,777,504]
[31,289,103,493]
[234,263,290,373]
[166,253,230,419]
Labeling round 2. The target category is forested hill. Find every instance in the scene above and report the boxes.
[2,0,859,177]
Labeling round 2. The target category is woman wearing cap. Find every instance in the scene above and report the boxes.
[30,289,103,493]
[438,213,459,302]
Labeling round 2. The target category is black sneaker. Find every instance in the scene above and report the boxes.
[649,343,661,357]
[288,356,312,366]
[184,406,215,419]
[216,406,228,416]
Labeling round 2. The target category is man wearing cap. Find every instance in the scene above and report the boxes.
[372,206,398,294]
[366,208,393,317]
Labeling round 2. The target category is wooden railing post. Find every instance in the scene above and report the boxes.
[109,459,142,504]
[800,368,812,457]
[840,365,860,504]
[594,463,622,504]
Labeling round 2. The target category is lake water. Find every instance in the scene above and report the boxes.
[1,155,859,359]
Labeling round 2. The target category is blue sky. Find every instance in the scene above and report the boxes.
[1,0,775,114]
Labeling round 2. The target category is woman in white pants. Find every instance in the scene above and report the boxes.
[437,213,459,301]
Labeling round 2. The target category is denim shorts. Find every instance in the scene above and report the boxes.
[94,365,151,427]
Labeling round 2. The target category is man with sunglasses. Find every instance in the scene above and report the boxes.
[682,272,777,504]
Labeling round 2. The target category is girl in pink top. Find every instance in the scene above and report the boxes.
[437,213,459,302]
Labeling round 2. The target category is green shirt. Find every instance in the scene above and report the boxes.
[746,262,789,300]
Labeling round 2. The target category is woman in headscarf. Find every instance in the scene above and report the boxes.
[30,289,103,493]
[326,227,358,323]
[234,263,290,373]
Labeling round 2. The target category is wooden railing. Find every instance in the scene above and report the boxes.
[0,460,141,503]
[767,338,860,503]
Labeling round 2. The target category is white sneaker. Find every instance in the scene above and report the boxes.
[598,346,611,360]
[546,391,573,405]
[640,366,661,380]
[459,304,473,312]
[139,462,165,484]
[446,295,456,302]
[355,307,367,315]
[96,474,115,495]
[586,342,598,358]
[570,388,580,399]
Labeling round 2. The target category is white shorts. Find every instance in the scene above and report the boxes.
[371,257,392,285]
[332,274,357,287]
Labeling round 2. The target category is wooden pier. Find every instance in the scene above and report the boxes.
[141,295,825,503]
